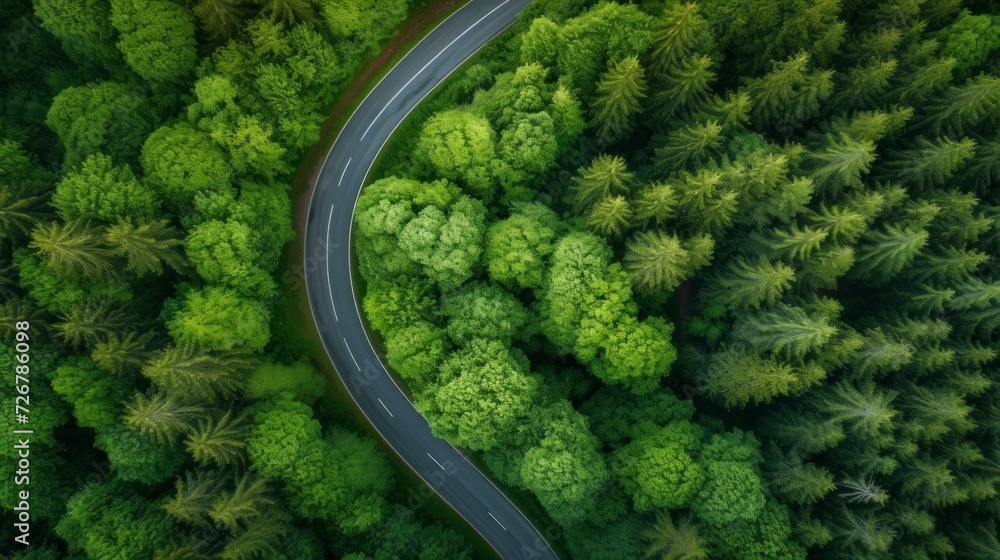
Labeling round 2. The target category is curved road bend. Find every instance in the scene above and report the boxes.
[303,1,558,559]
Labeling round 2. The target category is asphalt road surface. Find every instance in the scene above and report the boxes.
[303,1,559,558]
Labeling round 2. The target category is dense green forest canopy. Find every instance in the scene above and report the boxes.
[0,0,481,558]
[358,0,1000,558]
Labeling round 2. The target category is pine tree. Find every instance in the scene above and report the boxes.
[633,182,677,225]
[220,511,289,560]
[591,56,648,144]
[624,232,712,293]
[758,225,829,261]
[186,410,250,466]
[703,347,800,407]
[764,444,836,505]
[746,52,833,131]
[733,305,837,360]
[105,220,186,276]
[894,56,955,105]
[643,512,708,560]
[674,170,739,235]
[209,475,274,530]
[837,475,889,505]
[809,204,867,244]
[568,154,633,213]
[805,134,876,196]
[654,120,723,174]
[833,60,897,110]
[125,390,204,445]
[143,347,256,400]
[653,54,715,124]
[852,226,928,282]
[165,470,226,524]
[963,137,1000,193]
[253,0,316,26]
[909,247,988,284]
[193,0,250,39]
[821,382,897,446]
[884,137,976,190]
[704,258,795,310]
[586,196,632,238]
[29,219,114,278]
[649,3,709,78]
[0,186,47,239]
[54,300,135,347]
[921,75,1000,136]
[91,331,155,375]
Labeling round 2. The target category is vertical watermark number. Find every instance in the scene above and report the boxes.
[12,321,32,546]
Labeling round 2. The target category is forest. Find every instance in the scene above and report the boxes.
[357,0,1000,558]
[0,0,483,558]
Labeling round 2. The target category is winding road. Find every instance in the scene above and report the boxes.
[303,1,558,558]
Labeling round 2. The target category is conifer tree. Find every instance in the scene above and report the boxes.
[733,305,837,360]
[704,258,795,310]
[884,137,975,190]
[591,56,648,144]
[649,3,709,79]
[186,410,251,466]
[165,470,225,525]
[125,390,204,445]
[655,120,723,173]
[29,219,114,278]
[105,220,186,276]
[568,155,633,213]
[586,196,633,238]
[852,226,929,282]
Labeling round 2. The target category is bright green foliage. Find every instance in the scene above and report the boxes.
[255,0,317,26]
[420,340,539,451]
[633,182,678,225]
[591,56,647,144]
[706,501,806,560]
[247,397,392,534]
[57,481,174,559]
[51,358,128,429]
[496,111,559,200]
[704,258,795,310]
[141,123,232,207]
[614,422,704,511]
[539,232,677,393]
[46,81,155,167]
[13,248,131,314]
[624,231,713,293]
[361,277,436,335]
[938,11,1000,77]
[923,75,1000,136]
[352,508,473,560]
[414,110,497,201]
[691,431,766,526]
[519,406,610,526]
[483,203,561,290]
[167,287,271,352]
[95,423,185,484]
[441,282,531,345]
[245,362,326,404]
[397,196,486,290]
[110,0,198,82]
[555,2,656,97]
[385,321,451,392]
[521,16,561,67]
[53,153,158,223]
[653,54,716,124]
[33,0,122,68]
[186,219,276,299]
